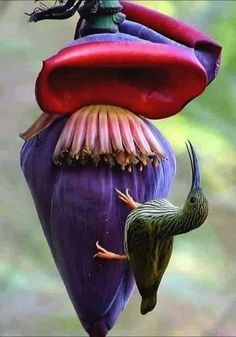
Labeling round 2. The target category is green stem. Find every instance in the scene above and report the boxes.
[79,0,126,36]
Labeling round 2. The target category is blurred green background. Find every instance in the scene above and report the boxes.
[0,1,236,336]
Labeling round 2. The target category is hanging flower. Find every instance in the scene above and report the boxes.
[21,109,175,336]
[21,1,221,336]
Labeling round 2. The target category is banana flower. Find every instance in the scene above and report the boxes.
[21,2,221,336]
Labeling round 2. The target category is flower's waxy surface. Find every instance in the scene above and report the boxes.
[21,116,176,336]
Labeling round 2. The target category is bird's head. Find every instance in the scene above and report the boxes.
[185,140,208,222]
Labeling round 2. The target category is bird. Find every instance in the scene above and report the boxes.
[95,140,209,315]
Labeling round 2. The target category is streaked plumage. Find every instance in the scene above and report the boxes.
[94,141,208,315]
[123,140,208,314]
[95,141,208,315]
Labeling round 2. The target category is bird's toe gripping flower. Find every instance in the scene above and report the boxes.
[21,2,221,336]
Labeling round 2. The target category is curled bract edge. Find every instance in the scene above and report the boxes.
[35,1,221,119]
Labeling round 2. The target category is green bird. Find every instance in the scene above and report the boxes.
[95,140,209,315]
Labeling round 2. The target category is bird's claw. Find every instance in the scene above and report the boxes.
[94,241,127,260]
[115,188,140,209]
[93,241,108,258]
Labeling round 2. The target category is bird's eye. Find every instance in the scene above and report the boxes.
[190,196,196,204]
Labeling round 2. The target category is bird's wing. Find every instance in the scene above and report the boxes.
[128,230,173,315]
[124,200,176,314]
[138,236,174,315]
[124,199,177,254]
[155,237,173,288]
[138,199,181,238]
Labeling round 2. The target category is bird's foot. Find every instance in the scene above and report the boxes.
[94,241,127,260]
[116,188,140,209]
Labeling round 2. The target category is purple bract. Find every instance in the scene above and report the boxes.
[21,115,176,336]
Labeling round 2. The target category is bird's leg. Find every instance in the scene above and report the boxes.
[94,241,127,260]
[116,188,141,209]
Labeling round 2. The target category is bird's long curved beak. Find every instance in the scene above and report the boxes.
[185,140,201,190]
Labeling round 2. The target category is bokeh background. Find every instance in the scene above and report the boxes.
[0,1,236,336]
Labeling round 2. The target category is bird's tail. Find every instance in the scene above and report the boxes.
[140,292,157,315]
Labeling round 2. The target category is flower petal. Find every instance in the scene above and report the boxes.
[20,118,65,256]
[121,1,222,83]
[36,33,207,119]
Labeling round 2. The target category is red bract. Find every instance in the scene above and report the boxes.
[121,1,221,84]
[36,2,221,119]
